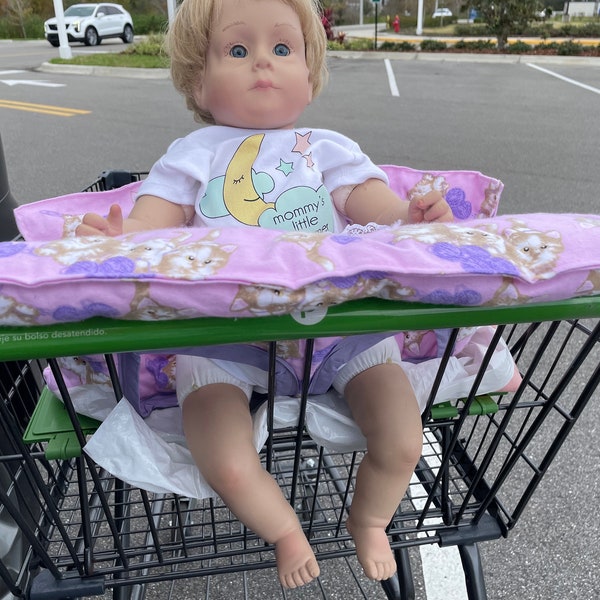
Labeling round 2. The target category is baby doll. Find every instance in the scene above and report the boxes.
[77,0,453,589]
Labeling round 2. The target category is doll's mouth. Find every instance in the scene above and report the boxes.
[253,80,275,89]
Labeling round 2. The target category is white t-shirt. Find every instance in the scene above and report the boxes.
[137,126,388,234]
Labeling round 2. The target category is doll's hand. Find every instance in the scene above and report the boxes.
[76,204,124,236]
[407,191,453,224]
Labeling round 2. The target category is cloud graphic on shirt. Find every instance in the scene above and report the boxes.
[199,171,275,218]
[258,185,335,232]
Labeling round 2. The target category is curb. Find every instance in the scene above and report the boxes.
[327,50,600,65]
[36,48,599,78]
[37,61,171,79]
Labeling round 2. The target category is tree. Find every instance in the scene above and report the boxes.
[472,0,542,50]
[4,0,33,38]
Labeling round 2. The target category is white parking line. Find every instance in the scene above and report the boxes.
[526,63,600,95]
[420,544,468,600]
[411,431,468,599]
[384,58,400,97]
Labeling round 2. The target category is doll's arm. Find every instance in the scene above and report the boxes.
[76,194,194,236]
[345,178,453,226]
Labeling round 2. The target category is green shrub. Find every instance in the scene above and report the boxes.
[454,24,490,37]
[0,14,45,39]
[122,33,166,56]
[0,20,12,38]
[521,23,554,38]
[327,40,346,51]
[533,24,555,39]
[507,41,532,54]
[534,41,559,53]
[423,16,457,28]
[557,40,583,55]
[130,14,168,36]
[573,22,600,38]
[420,39,447,52]
[557,22,600,38]
[379,41,416,52]
[345,37,375,51]
[453,39,495,51]
[559,23,577,37]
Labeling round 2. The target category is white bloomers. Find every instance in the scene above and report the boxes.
[176,337,403,406]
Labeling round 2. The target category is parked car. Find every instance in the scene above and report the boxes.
[44,3,134,47]
[432,7,453,18]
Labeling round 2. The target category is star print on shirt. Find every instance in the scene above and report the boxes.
[291,131,315,169]
[276,159,294,176]
[292,131,312,154]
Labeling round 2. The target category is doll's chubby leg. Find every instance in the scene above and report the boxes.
[342,362,422,581]
[181,382,319,588]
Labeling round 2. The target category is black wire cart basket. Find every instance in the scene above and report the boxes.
[1,172,599,600]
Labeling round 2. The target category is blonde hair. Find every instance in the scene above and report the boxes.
[166,0,328,124]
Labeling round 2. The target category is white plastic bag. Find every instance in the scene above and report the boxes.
[85,399,268,499]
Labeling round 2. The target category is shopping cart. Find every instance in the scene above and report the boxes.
[1,169,599,600]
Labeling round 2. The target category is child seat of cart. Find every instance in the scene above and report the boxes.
[5,165,600,497]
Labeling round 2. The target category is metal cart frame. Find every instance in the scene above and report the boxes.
[1,171,600,600]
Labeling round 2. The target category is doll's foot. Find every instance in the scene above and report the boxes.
[346,518,397,581]
[275,528,320,588]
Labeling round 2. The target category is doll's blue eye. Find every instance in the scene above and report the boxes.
[273,43,290,56]
[230,44,247,58]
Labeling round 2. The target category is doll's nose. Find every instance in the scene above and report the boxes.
[253,47,273,69]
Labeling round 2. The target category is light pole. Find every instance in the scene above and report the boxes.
[167,0,177,24]
[416,0,424,35]
[51,0,72,59]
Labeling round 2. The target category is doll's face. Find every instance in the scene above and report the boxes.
[195,0,312,129]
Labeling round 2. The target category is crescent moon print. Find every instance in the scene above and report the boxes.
[223,134,276,226]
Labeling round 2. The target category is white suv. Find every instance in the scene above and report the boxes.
[44,3,134,47]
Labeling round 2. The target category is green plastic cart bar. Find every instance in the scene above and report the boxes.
[22,387,101,460]
[1,296,599,362]
[22,387,498,461]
